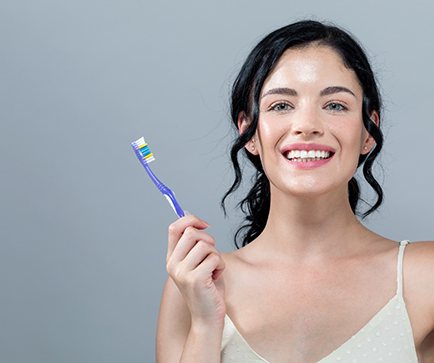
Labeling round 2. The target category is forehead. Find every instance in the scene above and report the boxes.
[262,45,362,95]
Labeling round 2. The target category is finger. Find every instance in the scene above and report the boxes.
[167,215,209,256]
[167,215,209,260]
[194,252,225,278]
[170,228,216,265]
[180,241,219,271]
[212,267,224,281]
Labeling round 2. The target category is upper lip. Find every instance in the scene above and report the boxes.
[281,143,336,155]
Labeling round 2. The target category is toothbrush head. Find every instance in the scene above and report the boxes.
[131,137,155,164]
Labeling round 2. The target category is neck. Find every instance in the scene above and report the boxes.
[253,185,372,263]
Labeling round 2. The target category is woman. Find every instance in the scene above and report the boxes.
[156,20,434,362]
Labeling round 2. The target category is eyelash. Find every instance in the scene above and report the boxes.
[267,101,348,113]
[325,102,348,112]
[268,102,293,112]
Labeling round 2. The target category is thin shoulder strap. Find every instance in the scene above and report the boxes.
[396,240,410,296]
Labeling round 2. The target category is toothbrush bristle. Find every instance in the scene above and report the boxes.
[132,137,155,163]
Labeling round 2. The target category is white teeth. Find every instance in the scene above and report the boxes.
[286,150,331,160]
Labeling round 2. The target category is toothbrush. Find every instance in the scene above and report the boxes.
[131,137,185,218]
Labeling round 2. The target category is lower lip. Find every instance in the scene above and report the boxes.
[284,155,334,169]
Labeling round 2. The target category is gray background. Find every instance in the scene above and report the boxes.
[1,0,433,362]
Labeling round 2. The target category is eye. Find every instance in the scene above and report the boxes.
[269,102,293,112]
[325,102,347,112]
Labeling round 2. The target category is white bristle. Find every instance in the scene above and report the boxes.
[134,137,146,147]
[131,136,155,163]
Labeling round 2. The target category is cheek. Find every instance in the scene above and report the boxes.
[254,124,281,176]
[329,122,365,173]
[257,120,274,138]
[256,118,286,148]
[332,118,365,147]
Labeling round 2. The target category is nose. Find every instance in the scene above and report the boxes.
[291,107,324,137]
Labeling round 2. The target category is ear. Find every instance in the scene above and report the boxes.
[361,111,380,155]
[237,112,259,155]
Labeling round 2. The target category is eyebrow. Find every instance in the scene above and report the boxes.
[320,86,356,97]
[261,86,356,99]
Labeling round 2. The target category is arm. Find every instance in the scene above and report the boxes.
[421,329,434,363]
[156,215,226,363]
[156,277,224,363]
[414,241,434,363]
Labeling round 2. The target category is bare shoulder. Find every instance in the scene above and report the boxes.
[221,247,253,279]
[406,241,434,361]
[221,250,242,283]
[406,240,434,312]
[409,239,434,253]
[407,240,434,293]
[220,248,254,300]
[156,277,190,363]
[221,249,243,266]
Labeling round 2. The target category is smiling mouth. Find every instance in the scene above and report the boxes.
[284,150,334,162]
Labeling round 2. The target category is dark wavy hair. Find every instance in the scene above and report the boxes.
[221,20,384,248]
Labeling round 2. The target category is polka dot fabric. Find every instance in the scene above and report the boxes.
[221,240,418,362]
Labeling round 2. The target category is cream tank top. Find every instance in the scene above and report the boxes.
[221,240,418,362]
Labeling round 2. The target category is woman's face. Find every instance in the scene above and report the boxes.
[242,45,376,197]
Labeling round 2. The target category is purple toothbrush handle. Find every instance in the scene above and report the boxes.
[134,149,185,218]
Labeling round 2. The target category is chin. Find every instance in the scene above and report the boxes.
[272,178,346,199]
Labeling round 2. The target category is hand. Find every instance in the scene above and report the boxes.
[166,214,226,326]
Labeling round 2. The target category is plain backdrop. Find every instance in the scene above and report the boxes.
[1,0,433,362]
